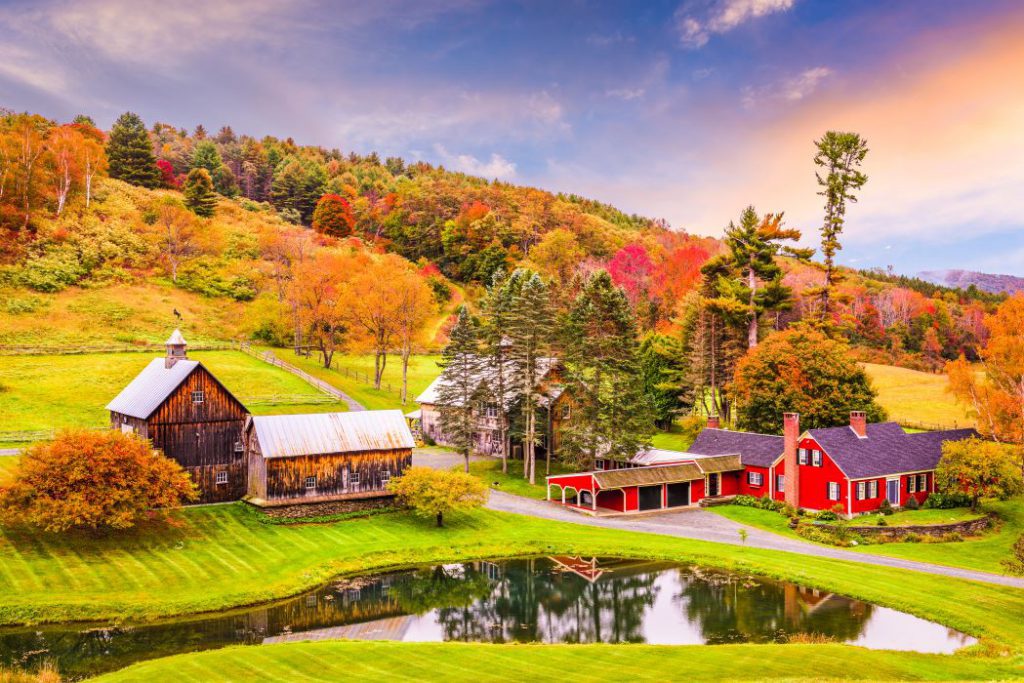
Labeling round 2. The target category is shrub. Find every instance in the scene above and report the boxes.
[879,499,894,515]
[942,532,964,543]
[923,492,972,509]
[781,503,797,518]
[3,295,45,315]
[936,438,1024,511]
[816,510,838,522]
[876,516,888,526]
[0,430,197,532]
[1003,534,1024,575]
[903,533,923,543]
[905,495,920,511]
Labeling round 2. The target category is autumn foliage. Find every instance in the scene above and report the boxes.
[0,430,197,532]
[312,193,355,237]
[387,466,488,527]
[935,438,1024,511]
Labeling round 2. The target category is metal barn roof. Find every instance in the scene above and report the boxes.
[106,358,200,419]
[250,410,415,458]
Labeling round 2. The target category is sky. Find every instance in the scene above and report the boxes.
[2,0,1023,276]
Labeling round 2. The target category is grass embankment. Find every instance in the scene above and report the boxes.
[276,350,441,412]
[861,362,975,429]
[469,458,574,499]
[0,456,18,484]
[3,504,1024,652]
[0,350,343,441]
[95,640,1024,683]
[711,499,1021,574]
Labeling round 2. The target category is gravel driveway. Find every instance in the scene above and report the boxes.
[486,490,1024,589]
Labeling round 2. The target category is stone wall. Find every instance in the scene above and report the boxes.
[819,514,993,540]
[254,495,396,520]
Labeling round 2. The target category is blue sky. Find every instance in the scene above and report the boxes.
[2,0,1023,275]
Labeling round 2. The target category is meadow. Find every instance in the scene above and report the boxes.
[0,350,344,443]
[861,362,975,429]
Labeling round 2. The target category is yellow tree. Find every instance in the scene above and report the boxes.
[47,126,88,216]
[392,262,436,404]
[947,293,1024,444]
[344,253,406,389]
[152,199,198,283]
[291,250,355,368]
[4,113,52,229]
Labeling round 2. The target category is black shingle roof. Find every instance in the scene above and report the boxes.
[807,423,978,479]
[688,428,783,468]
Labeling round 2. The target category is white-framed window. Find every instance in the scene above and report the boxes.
[216,471,228,485]
[595,459,605,470]
[305,475,317,490]
[484,403,499,418]
[908,475,917,494]
[868,480,878,499]
[747,471,763,486]
[811,450,822,467]
[776,474,784,492]
[797,448,808,465]
[918,473,928,491]
[350,471,360,487]
[827,482,840,501]
[381,469,391,485]
[234,440,244,453]
[191,390,204,404]
[856,482,866,500]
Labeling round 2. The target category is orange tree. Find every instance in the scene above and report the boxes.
[947,293,1024,443]
[0,430,197,532]
[730,326,885,434]
[312,193,355,237]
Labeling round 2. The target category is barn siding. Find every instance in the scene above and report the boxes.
[146,365,248,504]
[263,448,412,503]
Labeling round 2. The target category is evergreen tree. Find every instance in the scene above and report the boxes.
[638,334,691,430]
[437,306,485,472]
[72,114,95,127]
[106,112,161,188]
[560,271,653,469]
[702,206,811,349]
[183,168,217,217]
[271,155,327,223]
[813,131,869,319]
[190,140,222,175]
[506,271,556,484]
[479,269,519,473]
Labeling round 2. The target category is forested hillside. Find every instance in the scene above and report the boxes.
[0,108,1006,398]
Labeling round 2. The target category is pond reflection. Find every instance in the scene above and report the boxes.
[0,557,974,679]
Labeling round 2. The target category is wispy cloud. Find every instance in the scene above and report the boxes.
[741,66,833,107]
[605,88,646,101]
[586,31,634,47]
[675,0,796,48]
[433,144,516,179]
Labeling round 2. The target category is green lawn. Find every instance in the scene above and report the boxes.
[469,457,574,499]
[0,350,344,443]
[651,429,697,451]
[95,640,1024,683]
[711,499,1021,575]
[861,363,975,429]
[276,350,441,412]
[881,508,985,526]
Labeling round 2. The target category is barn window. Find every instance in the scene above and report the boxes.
[216,471,228,485]
[305,476,317,490]
[747,471,763,487]
[350,471,360,487]
[811,451,822,467]
[827,482,840,501]
[191,390,204,404]
[381,470,391,484]
[234,441,244,453]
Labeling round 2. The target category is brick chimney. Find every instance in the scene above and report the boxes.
[783,412,800,509]
[850,410,867,438]
[165,329,188,369]
[707,414,720,429]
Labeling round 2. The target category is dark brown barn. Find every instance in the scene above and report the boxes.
[106,330,249,503]
[244,410,414,509]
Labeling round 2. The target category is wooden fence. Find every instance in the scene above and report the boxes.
[237,342,363,410]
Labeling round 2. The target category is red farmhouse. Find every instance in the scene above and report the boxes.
[546,412,975,517]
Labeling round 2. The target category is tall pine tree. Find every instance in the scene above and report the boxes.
[437,306,485,472]
[480,269,519,473]
[106,112,161,188]
[183,168,217,217]
[560,271,653,469]
[506,271,556,484]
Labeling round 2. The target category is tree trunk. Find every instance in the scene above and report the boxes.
[401,348,410,405]
[747,263,758,349]
[464,447,470,473]
[436,511,443,527]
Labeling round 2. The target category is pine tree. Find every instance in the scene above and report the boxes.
[813,131,868,319]
[702,206,811,349]
[506,271,556,484]
[479,269,519,473]
[183,168,217,217]
[106,112,161,188]
[560,271,653,469]
[437,306,485,472]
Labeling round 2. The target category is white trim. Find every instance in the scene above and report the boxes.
[848,468,935,481]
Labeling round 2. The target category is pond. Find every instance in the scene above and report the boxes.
[0,557,974,679]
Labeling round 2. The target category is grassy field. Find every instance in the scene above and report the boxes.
[0,350,345,442]
[712,499,1021,574]
[95,640,1024,683]
[862,363,975,429]
[650,430,697,451]
[274,350,441,412]
[3,504,1024,652]
[468,457,575,499]
[0,457,17,484]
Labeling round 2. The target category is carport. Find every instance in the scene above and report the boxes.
[547,463,704,514]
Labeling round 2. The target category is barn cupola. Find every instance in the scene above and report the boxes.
[165,329,188,368]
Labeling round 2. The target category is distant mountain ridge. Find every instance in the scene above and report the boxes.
[917,269,1024,294]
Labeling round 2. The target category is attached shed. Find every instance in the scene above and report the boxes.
[106,330,249,503]
[245,409,415,508]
